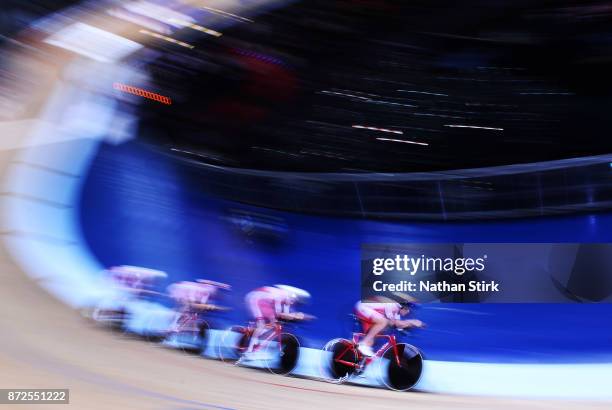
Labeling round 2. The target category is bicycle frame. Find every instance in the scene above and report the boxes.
[170,310,201,333]
[334,332,402,369]
[243,321,285,353]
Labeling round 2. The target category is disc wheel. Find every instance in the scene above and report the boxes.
[379,343,423,391]
[218,326,250,363]
[264,333,300,375]
[320,338,359,383]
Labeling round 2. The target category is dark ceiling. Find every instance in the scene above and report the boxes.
[135,0,612,173]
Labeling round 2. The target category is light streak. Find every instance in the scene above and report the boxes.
[167,18,222,37]
[201,6,253,23]
[444,124,504,131]
[352,125,403,134]
[376,137,429,146]
[113,83,172,105]
[139,29,194,49]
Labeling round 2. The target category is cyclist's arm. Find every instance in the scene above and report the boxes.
[278,311,304,320]
[199,291,211,305]
[190,302,225,311]
[385,304,401,326]
[274,298,284,315]
[277,300,295,319]
[397,319,425,329]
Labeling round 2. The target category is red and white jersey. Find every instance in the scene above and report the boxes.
[355,301,401,321]
[249,286,293,315]
[167,281,217,305]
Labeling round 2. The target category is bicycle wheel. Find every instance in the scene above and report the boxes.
[264,333,300,375]
[379,343,423,391]
[218,326,250,363]
[91,307,126,332]
[320,338,359,383]
[177,320,209,354]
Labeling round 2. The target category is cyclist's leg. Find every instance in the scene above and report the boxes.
[246,318,268,352]
[245,294,274,353]
[355,304,388,353]
[170,304,189,332]
[362,316,388,347]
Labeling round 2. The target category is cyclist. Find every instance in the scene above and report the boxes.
[167,279,230,327]
[108,265,167,298]
[167,279,231,311]
[354,294,424,357]
[243,284,310,359]
[94,265,167,325]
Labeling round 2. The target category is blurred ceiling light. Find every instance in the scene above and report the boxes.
[376,138,429,146]
[397,89,448,97]
[200,6,253,23]
[123,1,195,29]
[352,125,403,134]
[444,124,504,131]
[44,22,143,63]
[167,18,222,37]
[107,8,173,35]
[519,92,573,95]
[139,29,194,49]
[322,90,369,100]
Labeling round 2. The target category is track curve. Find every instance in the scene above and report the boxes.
[0,7,609,409]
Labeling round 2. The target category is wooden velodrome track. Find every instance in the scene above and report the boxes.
[0,10,610,408]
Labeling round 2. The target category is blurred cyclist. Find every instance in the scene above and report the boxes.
[243,284,310,359]
[108,265,167,298]
[93,265,167,324]
[354,294,424,357]
[167,279,231,312]
[167,280,231,330]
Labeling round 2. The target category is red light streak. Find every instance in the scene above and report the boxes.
[113,82,172,105]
